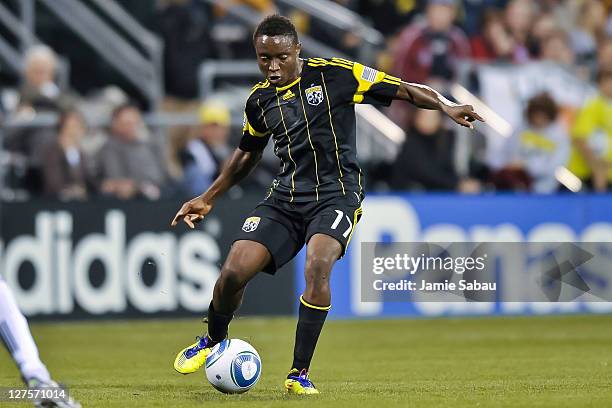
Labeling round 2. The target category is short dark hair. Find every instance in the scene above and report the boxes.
[526,93,558,123]
[253,15,299,44]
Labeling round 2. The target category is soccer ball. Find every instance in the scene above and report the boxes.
[205,339,262,394]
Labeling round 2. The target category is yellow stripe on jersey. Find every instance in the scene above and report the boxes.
[307,62,353,71]
[331,57,354,65]
[256,98,269,129]
[276,94,297,202]
[307,58,353,70]
[242,113,270,137]
[243,82,271,137]
[248,80,270,97]
[384,74,402,83]
[331,58,354,68]
[320,72,346,196]
[298,81,320,201]
[309,57,328,64]
[382,77,401,84]
[352,63,387,104]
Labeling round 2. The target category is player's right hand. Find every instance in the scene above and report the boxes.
[171,197,213,229]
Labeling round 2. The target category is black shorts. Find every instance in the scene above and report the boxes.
[233,193,363,274]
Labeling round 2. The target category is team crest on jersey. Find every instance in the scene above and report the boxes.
[305,85,324,106]
[242,216,261,232]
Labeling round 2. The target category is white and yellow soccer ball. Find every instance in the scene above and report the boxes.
[205,339,262,394]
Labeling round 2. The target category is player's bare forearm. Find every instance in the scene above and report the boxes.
[394,81,485,129]
[201,148,262,203]
[171,148,262,227]
[395,81,452,110]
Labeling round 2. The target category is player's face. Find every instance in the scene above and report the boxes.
[254,35,301,86]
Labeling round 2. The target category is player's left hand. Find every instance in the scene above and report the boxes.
[443,104,485,129]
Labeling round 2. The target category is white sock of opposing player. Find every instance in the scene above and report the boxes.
[0,280,51,382]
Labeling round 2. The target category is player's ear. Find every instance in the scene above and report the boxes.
[295,42,302,57]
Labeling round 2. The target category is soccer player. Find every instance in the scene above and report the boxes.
[172,15,483,394]
[0,279,81,407]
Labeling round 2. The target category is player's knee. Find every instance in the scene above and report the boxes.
[305,256,333,291]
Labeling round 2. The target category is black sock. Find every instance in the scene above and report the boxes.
[207,301,233,343]
[291,295,330,371]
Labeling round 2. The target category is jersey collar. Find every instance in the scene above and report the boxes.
[275,75,301,92]
[274,59,306,92]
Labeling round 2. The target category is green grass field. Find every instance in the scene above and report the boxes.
[1,315,611,408]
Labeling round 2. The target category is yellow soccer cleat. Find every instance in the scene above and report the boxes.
[174,335,215,374]
[284,368,320,395]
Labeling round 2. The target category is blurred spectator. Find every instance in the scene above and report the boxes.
[179,102,232,196]
[528,12,562,57]
[539,30,576,66]
[539,0,578,30]
[470,9,517,62]
[461,0,508,37]
[211,1,277,60]
[498,93,569,193]
[569,0,607,65]
[41,109,92,200]
[157,0,218,100]
[292,0,364,59]
[392,0,471,84]
[568,69,612,192]
[18,45,72,113]
[503,0,537,62]
[96,103,168,200]
[596,37,612,79]
[390,0,470,128]
[356,0,421,37]
[390,109,481,192]
[5,46,76,193]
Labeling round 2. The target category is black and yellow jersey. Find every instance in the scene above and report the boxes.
[239,57,401,202]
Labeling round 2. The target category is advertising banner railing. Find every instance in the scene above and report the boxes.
[4,193,611,320]
[0,197,295,319]
[295,193,612,318]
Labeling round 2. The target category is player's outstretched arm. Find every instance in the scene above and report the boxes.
[171,148,263,228]
[395,81,485,129]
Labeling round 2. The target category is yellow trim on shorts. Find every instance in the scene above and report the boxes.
[346,206,363,247]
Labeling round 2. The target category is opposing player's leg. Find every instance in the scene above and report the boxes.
[174,240,270,374]
[0,280,81,408]
[285,233,342,395]
[0,280,51,383]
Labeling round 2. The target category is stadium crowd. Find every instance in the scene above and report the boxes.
[1,0,612,200]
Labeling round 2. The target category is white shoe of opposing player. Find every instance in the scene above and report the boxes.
[27,378,81,408]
